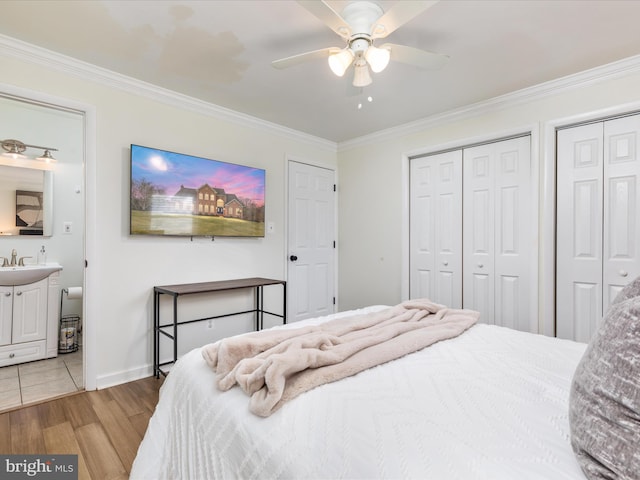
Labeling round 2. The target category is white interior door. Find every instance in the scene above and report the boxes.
[409,150,463,307]
[463,145,496,322]
[557,116,640,342]
[463,136,532,330]
[603,115,640,305]
[287,161,336,322]
[556,123,604,342]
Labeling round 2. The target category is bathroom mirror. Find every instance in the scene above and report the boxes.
[0,164,52,237]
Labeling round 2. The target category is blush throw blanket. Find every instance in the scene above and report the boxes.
[202,299,479,416]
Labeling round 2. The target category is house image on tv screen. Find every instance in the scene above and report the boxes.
[172,184,246,219]
[130,144,266,237]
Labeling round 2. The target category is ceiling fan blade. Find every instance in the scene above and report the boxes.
[297,0,351,39]
[382,43,449,70]
[272,47,341,70]
[371,1,439,39]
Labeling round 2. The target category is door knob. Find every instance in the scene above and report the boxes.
[620,270,629,277]
[289,255,298,262]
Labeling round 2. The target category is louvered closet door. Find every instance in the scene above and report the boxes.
[409,150,463,307]
[463,136,532,330]
[556,116,640,342]
[603,115,640,304]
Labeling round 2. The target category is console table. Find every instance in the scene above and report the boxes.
[153,277,286,378]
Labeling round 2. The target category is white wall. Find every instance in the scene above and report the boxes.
[0,44,336,388]
[4,34,640,388]
[336,58,640,332]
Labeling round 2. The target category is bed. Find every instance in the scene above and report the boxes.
[130,299,614,480]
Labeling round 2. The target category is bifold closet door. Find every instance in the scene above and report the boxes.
[603,115,640,304]
[409,150,463,307]
[557,115,640,342]
[462,136,532,331]
[556,123,604,342]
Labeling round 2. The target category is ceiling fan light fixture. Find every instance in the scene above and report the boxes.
[352,63,372,87]
[365,45,390,73]
[328,48,354,77]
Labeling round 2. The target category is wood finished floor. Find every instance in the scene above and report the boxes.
[0,376,163,480]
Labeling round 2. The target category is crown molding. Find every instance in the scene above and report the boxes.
[338,54,640,152]
[0,34,337,153]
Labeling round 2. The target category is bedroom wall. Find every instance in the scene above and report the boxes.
[0,47,337,387]
[336,59,640,327]
[3,34,640,387]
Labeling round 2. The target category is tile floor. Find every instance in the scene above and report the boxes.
[0,349,83,412]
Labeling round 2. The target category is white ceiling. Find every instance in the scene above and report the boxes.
[2,0,640,143]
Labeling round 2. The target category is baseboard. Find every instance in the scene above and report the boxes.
[95,363,153,390]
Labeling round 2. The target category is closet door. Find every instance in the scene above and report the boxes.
[556,123,604,342]
[603,115,640,305]
[409,150,462,307]
[557,115,640,342]
[463,136,532,330]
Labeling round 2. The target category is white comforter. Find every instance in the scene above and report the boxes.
[131,306,588,480]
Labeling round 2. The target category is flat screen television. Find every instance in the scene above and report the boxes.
[130,144,265,237]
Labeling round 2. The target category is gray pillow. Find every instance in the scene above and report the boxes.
[569,295,640,479]
[611,275,640,305]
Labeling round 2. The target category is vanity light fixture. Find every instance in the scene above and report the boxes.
[3,140,26,159]
[1,139,57,162]
[36,150,56,163]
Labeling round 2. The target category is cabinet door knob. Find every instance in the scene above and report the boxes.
[289,255,298,262]
[442,261,448,266]
[9,353,15,358]
[15,291,22,296]
[620,270,629,277]
[4,292,9,297]
[478,263,484,268]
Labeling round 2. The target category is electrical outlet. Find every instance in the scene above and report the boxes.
[63,222,72,234]
[267,222,275,234]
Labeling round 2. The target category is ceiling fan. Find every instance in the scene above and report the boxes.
[272,0,449,88]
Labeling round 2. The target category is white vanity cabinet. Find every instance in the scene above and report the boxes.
[0,270,61,367]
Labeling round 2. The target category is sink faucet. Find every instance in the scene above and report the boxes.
[9,249,17,267]
[18,256,32,266]
[0,257,7,267]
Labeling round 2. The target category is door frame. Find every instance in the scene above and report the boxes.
[402,124,540,330]
[0,82,97,390]
[285,155,338,317]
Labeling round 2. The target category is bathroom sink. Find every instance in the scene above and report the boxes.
[0,264,63,286]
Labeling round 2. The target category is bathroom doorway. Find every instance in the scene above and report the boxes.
[0,90,88,411]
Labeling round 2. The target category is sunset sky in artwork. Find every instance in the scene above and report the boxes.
[131,145,265,205]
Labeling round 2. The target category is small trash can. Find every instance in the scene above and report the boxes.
[59,315,80,354]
